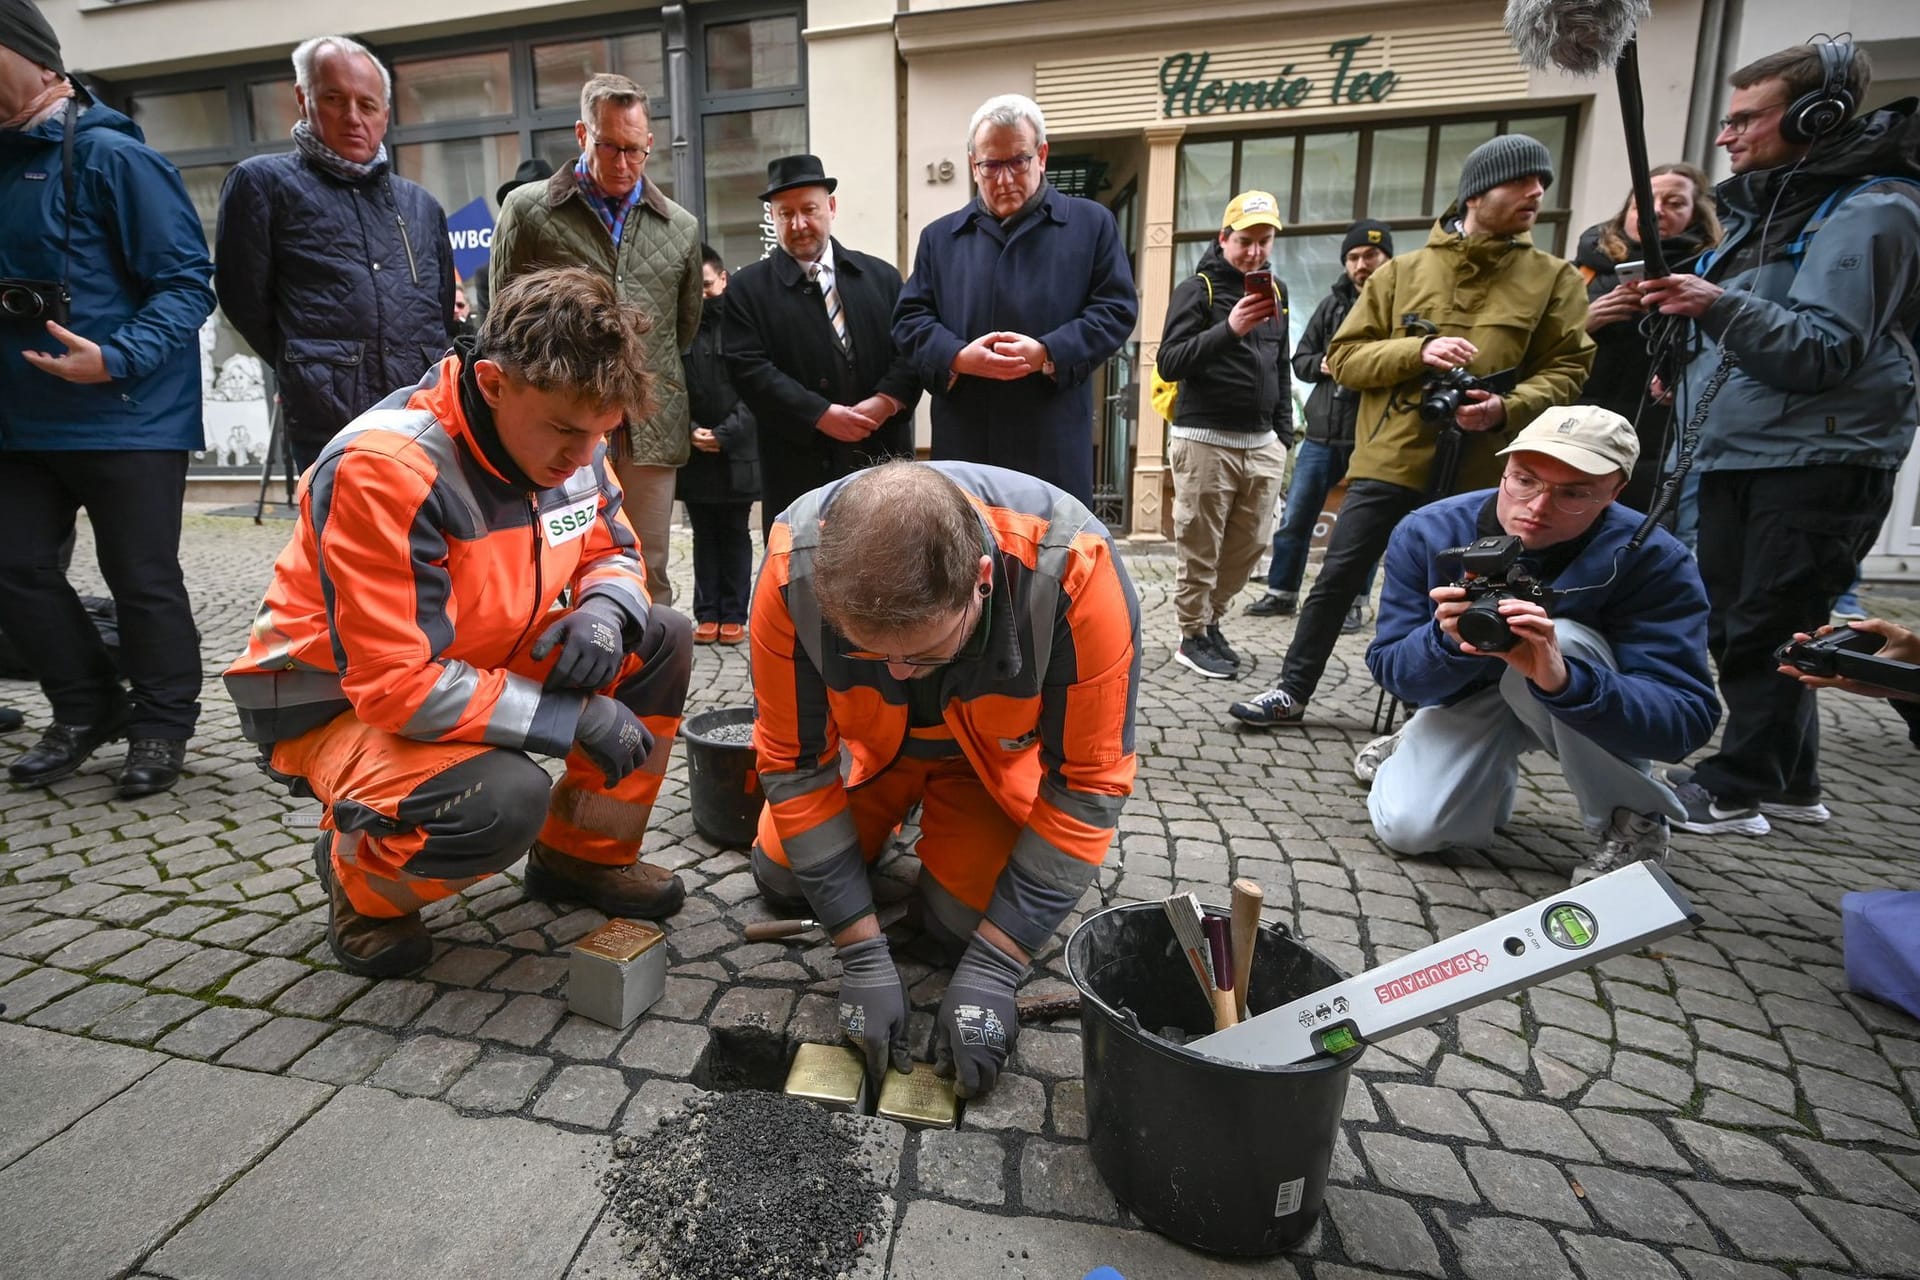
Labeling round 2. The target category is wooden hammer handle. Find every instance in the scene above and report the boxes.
[1230,878,1264,1021]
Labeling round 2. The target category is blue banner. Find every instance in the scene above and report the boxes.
[446,197,495,283]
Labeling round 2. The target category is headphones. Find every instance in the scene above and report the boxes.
[1781,35,1857,145]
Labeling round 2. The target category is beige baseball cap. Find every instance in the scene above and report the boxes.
[1222,190,1283,233]
[1497,405,1639,477]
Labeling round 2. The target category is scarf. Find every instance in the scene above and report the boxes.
[574,155,643,245]
[292,118,388,183]
[1,76,72,133]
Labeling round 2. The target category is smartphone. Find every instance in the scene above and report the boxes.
[1243,269,1273,296]
[1615,260,1647,286]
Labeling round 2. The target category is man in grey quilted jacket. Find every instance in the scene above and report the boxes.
[492,72,702,606]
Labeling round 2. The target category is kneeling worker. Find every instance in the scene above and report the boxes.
[226,267,693,976]
[1358,407,1719,883]
[751,461,1140,1097]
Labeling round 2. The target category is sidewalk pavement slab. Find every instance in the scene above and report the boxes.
[884,1200,1287,1277]
[0,1021,161,1165]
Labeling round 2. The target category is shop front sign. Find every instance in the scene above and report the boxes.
[1160,36,1399,118]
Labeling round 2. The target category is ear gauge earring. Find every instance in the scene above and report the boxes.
[978,583,992,597]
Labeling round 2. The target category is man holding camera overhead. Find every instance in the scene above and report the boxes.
[1358,407,1719,884]
[1229,134,1594,729]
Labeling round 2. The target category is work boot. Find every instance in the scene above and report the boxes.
[524,840,686,919]
[313,832,432,977]
[8,704,128,787]
[118,738,186,799]
[1244,591,1296,617]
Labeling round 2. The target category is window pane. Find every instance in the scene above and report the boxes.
[393,49,513,125]
[705,16,801,92]
[395,133,522,217]
[533,33,664,112]
[1367,126,1428,218]
[702,106,807,267]
[1175,140,1233,232]
[532,126,674,202]
[1238,137,1293,218]
[1173,239,1208,279]
[130,88,230,151]
[1298,130,1359,224]
[1271,233,1347,352]
[1434,121,1499,213]
[247,81,300,144]
[178,163,232,256]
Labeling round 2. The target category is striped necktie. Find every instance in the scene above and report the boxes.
[808,261,851,354]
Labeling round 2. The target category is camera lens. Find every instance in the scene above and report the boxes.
[0,287,39,318]
[1457,599,1517,652]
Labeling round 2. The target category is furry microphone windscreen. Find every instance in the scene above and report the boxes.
[1504,0,1650,76]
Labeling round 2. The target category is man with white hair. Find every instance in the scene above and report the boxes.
[216,34,455,474]
[894,94,1137,505]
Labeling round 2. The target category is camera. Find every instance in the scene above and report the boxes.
[0,278,71,328]
[1438,535,1552,653]
[1418,367,1501,424]
[1773,625,1884,677]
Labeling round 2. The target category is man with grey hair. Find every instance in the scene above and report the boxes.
[894,93,1137,505]
[216,34,455,474]
[492,72,702,607]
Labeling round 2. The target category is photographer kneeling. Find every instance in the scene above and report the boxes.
[1357,407,1720,884]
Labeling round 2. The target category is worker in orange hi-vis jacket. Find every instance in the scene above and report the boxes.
[225,267,693,978]
[750,460,1142,1099]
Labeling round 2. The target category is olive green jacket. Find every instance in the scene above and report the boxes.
[491,166,703,465]
[1328,216,1594,493]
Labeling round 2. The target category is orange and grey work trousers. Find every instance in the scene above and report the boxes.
[753,724,1021,943]
[273,606,692,918]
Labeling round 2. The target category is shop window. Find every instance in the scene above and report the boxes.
[1176,140,1233,233]
[704,16,801,93]
[1433,121,1499,209]
[534,33,665,111]
[246,81,300,145]
[1367,126,1429,218]
[1238,136,1292,212]
[703,105,807,268]
[1297,130,1359,224]
[393,49,514,126]
[396,134,523,217]
[176,162,234,251]
[129,88,230,152]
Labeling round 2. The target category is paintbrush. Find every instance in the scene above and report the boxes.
[1161,893,1215,1005]
[1204,914,1238,1029]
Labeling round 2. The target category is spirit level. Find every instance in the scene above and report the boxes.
[1191,860,1701,1067]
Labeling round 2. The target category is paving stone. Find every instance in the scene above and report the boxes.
[1614,1009,1693,1060]
[1667,1119,1809,1189]
[1759,993,1869,1046]
[1611,1050,1698,1105]
[215,955,311,1004]
[148,1085,602,1279]
[145,904,230,937]
[1018,1139,1118,1220]
[708,985,795,1036]
[546,1014,628,1060]
[271,969,371,1018]
[1375,1082,1490,1140]
[419,945,511,987]
[1678,1183,1846,1265]
[1471,1091,1600,1160]
[962,1070,1045,1132]
[1694,1051,1796,1115]
[1535,1026,1613,1074]
[1559,1232,1683,1280]
[1466,1147,1590,1226]
[97,937,197,980]
[1779,1136,1920,1212]
[191,912,279,948]
[1798,1065,1915,1133]
[337,979,436,1027]
[1446,1215,1575,1280]
[90,993,207,1045]
[616,1016,708,1076]
[1358,1131,1478,1203]
[287,1026,399,1084]
[886,1200,1296,1279]
[1699,1090,1799,1128]
[1012,1028,1082,1077]
[445,1053,552,1112]
[476,993,567,1047]
[486,953,569,993]
[1050,1080,1086,1139]
[0,1022,160,1165]
[248,919,327,957]
[150,946,253,994]
[1459,1018,1533,1073]
[34,881,123,916]
[45,927,149,970]
[217,1016,332,1072]
[1434,1054,1523,1094]
[26,980,146,1031]
[416,988,506,1035]
[529,1064,627,1128]
[0,1058,328,1280]
[652,974,717,1020]
[1573,1110,1690,1172]
[915,1129,1006,1204]
[1570,1166,1715,1248]
[618,1078,704,1133]
[157,1006,274,1060]
[1798,1195,1920,1279]
[1697,1019,1792,1070]
[1531,988,1613,1039]
[366,1035,482,1097]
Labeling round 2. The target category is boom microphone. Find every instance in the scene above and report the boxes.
[1504,0,1650,76]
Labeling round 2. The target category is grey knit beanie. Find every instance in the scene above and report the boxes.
[1456,134,1554,206]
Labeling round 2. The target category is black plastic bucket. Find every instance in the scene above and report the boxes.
[682,706,763,848]
[1065,901,1364,1255]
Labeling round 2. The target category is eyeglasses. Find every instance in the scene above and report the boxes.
[844,594,982,669]
[588,135,650,164]
[1501,470,1610,516]
[972,153,1034,179]
[1717,102,1786,137]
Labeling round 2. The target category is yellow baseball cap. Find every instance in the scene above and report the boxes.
[1223,190,1284,233]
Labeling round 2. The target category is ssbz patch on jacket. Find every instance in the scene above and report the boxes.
[543,496,599,547]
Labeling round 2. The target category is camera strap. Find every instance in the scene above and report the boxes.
[58,96,76,292]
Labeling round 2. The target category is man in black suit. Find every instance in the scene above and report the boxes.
[723,155,921,536]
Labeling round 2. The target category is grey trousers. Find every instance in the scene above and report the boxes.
[1368,618,1685,855]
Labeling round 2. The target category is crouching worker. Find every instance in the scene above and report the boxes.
[1357,407,1719,884]
[750,461,1140,1097]
[225,267,693,976]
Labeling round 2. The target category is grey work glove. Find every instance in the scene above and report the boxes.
[836,934,913,1081]
[532,596,628,691]
[933,934,1027,1099]
[573,694,653,787]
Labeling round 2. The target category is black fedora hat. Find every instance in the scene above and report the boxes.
[760,154,838,202]
[496,157,555,209]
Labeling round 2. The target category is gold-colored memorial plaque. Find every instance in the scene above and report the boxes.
[783,1042,869,1113]
[574,918,665,963]
[568,918,668,1028]
[876,1062,959,1129]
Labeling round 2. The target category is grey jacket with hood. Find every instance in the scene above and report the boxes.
[1680,97,1920,473]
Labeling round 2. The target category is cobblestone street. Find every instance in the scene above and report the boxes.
[4,507,1920,1279]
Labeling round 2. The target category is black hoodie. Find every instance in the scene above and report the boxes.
[1154,241,1292,443]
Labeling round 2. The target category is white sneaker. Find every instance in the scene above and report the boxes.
[1759,797,1832,825]
[1353,731,1401,784]
[1575,808,1669,885]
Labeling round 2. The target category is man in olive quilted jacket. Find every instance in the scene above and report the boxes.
[492,72,702,606]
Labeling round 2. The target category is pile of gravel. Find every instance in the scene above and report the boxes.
[601,1091,885,1280]
[698,719,757,746]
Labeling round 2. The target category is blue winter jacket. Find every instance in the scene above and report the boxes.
[215,150,454,455]
[1367,492,1720,764]
[0,96,215,452]
[893,185,1137,505]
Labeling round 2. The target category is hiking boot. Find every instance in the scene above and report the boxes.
[1175,633,1235,679]
[1668,779,1769,837]
[524,840,686,919]
[117,737,186,799]
[1576,808,1670,885]
[313,832,431,977]
[1244,591,1296,618]
[1229,687,1306,727]
[7,705,128,787]
[1341,600,1371,634]
[1205,623,1241,671]
[1664,765,1827,825]
[1353,730,1401,784]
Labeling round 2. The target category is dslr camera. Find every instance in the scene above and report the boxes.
[1419,367,1509,424]
[1438,535,1552,653]
[1773,626,1920,697]
[0,278,71,328]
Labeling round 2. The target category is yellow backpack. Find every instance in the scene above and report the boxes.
[1149,273,1212,422]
